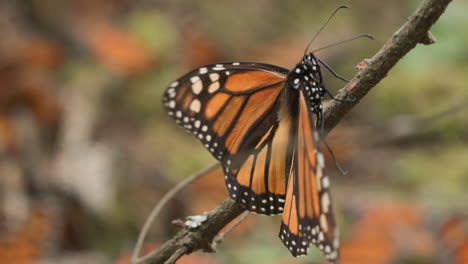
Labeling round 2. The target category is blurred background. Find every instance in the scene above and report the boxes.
[0,0,467,263]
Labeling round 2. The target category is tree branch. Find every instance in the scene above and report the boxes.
[138,0,453,263]
[323,0,452,133]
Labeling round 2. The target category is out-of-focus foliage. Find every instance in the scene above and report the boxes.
[0,0,466,263]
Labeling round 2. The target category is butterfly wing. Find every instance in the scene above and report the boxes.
[163,62,288,160]
[163,62,292,215]
[279,91,339,261]
[223,104,296,215]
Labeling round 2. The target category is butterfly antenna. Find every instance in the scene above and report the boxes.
[304,5,348,56]
[311,34,374,53]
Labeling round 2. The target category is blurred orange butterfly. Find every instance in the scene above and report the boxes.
[162,6,366,263]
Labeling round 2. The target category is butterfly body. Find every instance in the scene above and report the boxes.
[287,53,326,123]
[163,52,339,263]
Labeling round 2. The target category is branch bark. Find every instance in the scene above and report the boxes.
[323,0,452,133]
[138,0,453,263]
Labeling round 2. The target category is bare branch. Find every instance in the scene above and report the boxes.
[132,162,219,263]
[323,0,452,134]
[139,0,453,263]
[137,199,245,264]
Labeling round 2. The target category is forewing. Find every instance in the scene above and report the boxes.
[163,62,291,215]
[163,62,288,160]
[279,91,339,262]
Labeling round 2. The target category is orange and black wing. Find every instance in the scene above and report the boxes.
[279,91,339,262]
[163,62,292,215]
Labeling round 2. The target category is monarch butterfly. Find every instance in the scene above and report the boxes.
[163,6,370,263]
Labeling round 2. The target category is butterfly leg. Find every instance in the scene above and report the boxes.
[317,59,356,103]
[317,58,350,83]
[316,109,348,176]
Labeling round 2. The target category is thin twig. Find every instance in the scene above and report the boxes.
[131,162,219,264]
[163,247,188,264]
[137,199,245,264]
[138,0,453,263]
[214,211,250,244]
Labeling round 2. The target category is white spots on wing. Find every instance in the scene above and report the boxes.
[201,125,208,132]
[170,81,179,87]
[317,152,325,168]
[194,120,201,128]
[176,111,182,118]
[199,67,208,74]
[225,71,230,75]
[320,214,328,232]
[213,65,225,71]
[208,81,220,93]
[314,131,320,141]
[321,192,330,213]
[190,76,200,83]
[318,232,325,242]
[312,66,317,71]
[311,227,317,235]
[167,87,176,98]
[167,100,176,109]
[232,62,240,65]
[322,176,330,188]
[192,80,203,94]
[206,135,212,142]
[189,99,201,113]
[295,68,301,73]
[333,234,340,248]
[209,73,220,82]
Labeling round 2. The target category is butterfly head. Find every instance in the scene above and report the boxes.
[289,53,326,111]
